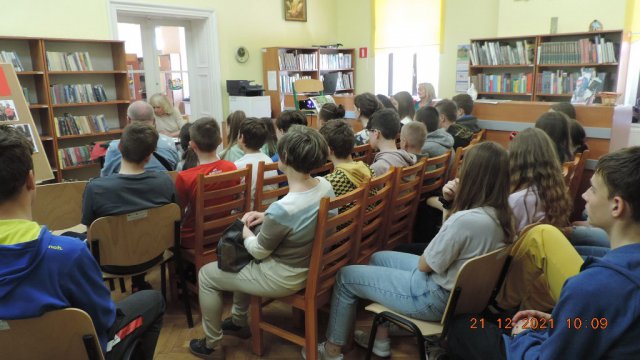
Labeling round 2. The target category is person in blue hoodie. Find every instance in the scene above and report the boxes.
[0,124,165,359]
[447,146,640,359]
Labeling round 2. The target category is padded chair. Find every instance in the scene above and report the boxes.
[355,168,395,264]
[568,150,589,200]
[383,159,427,250]
[293,79,323,112]
[449,143,475,181]
[352,143,373,164]
[250,186,367,360]
[33,181,87,231]
[0,308,104,360]
[87,203,188,325]
[253,161,288,212]
[364,247,511,360]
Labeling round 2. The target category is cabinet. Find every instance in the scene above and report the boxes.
[262,47,356,117]
[469,30,627,103]
[228,96,271,118]
[0,36,130,181]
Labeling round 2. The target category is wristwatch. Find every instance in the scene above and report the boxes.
[438,196,452,210]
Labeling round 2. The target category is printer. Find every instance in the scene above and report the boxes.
[226,80,264,96]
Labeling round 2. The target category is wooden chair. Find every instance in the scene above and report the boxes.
[293,79,323,112]
[470,129,487,145]
[250,186,367,360]
[167,170,179,183]
[383,159,427,250]
[568,150,589,200]
[0,308,104,360]
[449,143,475,181]
[562,159,576,186]
[87,203,189,325]
[33,181,87,231]
[182,166,252,289]
[310,161,334,176]
[352,143,373,164]
[421,150,452,197]
[355,168,395,264]
[253,161,288,212]
[364,247,511,360]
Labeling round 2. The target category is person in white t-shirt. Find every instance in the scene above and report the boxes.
[234,118,278,208]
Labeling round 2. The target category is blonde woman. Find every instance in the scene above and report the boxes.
[415,82,436,110]
[149,93,186,137]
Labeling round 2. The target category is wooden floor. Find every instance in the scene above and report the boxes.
[111,268,426,359]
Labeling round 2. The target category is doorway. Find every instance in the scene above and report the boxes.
[108,1,222,122]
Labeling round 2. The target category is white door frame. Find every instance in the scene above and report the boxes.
[108,0,223,121]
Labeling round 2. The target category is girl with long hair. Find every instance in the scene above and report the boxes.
[314,141,514,359]
[353,93,383,145]
[535,112,573,163]
[509,128,572,232]
[393,91,416,125]
[219,110,246,162]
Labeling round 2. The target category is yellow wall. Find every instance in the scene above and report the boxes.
[335,0,375,93]
[0,0,340,116]
[497,0,627,36]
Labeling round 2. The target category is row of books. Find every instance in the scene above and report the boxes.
[319,53,352,70]
[58,145,93,169]
[49,84,108,104]
[537,70,580,95]
[53,113,109,136]
[469,40,534,66]
[571,68,607,104]
[321,72,354,91]
[46,51,94,71]
[537,37,617,65]
[470,73,533,94]
[278,52,317,71]
[279,74,311,94]
[0,50,25,72]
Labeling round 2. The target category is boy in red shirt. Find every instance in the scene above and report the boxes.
[175,117,237,248]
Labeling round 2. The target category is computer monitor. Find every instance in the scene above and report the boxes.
[322,72,340,95]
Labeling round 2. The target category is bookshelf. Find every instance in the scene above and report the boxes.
[469,30,627,103]
[0,36,130,181]
[262,47,356,117]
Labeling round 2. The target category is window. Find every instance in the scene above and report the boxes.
[374,0,441,97]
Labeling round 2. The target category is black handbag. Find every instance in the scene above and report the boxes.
[217,219,254,272]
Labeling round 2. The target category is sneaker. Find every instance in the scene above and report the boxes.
[301,342,343,360]
[221,317,251,339]
[353,330,391,358]
[189,338,224,359]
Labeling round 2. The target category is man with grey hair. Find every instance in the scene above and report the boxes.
[101,101,179,176]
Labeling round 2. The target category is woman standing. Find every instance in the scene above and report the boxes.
[415,82,436,110]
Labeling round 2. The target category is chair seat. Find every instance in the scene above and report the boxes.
[102,250,173,279]
[365,303,443,336]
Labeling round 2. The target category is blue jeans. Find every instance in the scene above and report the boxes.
[326,251,450,346]
[568,226,610,248]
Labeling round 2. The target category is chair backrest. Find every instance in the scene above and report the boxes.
[449,143,474,181]
[568,149,589,200]
[0,308,104,360]
[421,150,452,196]
[194,166,252,256]
[293,79,324,111]
[562,159,576,187]
[306,186,367,304]
[310,161,334,176]
[441,247,511,325]
[253,161,288,212]
[88,203,181,268]
[33,181,87,230]
[167,170,179,183]
[383,159,427,250]
[352,143,373,164]
[470,129,486,145]
[355,168,395,264]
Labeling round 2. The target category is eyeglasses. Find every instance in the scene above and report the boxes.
[367,128,379,134]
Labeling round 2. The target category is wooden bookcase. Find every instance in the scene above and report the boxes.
[0,36,130,182]
[469,30,627,103]
[262,47,356,117]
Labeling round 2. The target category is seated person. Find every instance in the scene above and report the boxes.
[189,125,335,359]
[149,93,186,137]
[354,93,383,146]
[569,118,589,155]
[233,117,278,208]
[219,110,246,162]
[318,103,346,128]
[320,120,373,198]
[175,117,237,249]
[82,122,176,291]
[452,93,481,132]
[313,142,514,359]
[416,106,454,158]
[177,123,198,171]
[399,121,428,161]
[535,112,573,163]
[0,124,165,360]
[271,110,308,162]
[436,99,473,150]
[449,146,640,359]
[368,109,416,176]
[101,101,179,176]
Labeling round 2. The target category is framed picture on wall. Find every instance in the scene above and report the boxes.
[284,0,307,22]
